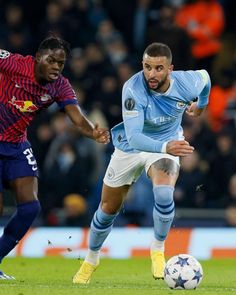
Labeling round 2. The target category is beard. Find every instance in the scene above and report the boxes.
[147,74,168,91]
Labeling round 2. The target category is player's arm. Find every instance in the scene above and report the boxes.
[64,104,110,144]
[186,70,211,117]
[124,104,193,156]
[124,108,163,152]
[122,84,172,153]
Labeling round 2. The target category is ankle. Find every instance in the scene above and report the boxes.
[85,249,100,265]
[151,239,165,252]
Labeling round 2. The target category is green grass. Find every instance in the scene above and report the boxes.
[0,257,236,295]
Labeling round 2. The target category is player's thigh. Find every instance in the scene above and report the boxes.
[10,176,38,204]
[101,183,130,214]
[145,153,180,186]
[103,148,144,187]
[3,141,39,203]
[0,160,3,215]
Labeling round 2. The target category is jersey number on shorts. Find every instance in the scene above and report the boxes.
[23,148,37,171]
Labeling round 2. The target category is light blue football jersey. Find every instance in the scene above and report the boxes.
[111,70,210,153]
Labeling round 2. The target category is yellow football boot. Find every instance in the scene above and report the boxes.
[150,250,166,279]
[73,261,99,284]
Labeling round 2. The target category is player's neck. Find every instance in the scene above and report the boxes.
[155,80,170,94]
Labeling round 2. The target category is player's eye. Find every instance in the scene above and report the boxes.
[58,61,64,67]
[145,65,152,71]
[47,59,54,64]
[156,66,163,71]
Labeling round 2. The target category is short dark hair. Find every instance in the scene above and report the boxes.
[37,36,71,57]
[143,43,172,63]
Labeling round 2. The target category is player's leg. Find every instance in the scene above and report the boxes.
[147,157,179,279]
[0,158,14,279]
[86,184,129,262]
[0,192,3,217]
[73,183,130,284]
[0,159,3,217]
[73,148,141,284]
[0,142,40,279]
[0,177,40,263]
[0,190,13,279]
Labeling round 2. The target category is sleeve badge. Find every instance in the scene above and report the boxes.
[124,98,135,110]
[0,50,10,59]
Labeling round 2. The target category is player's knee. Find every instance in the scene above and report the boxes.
[17,200,41,219]
[153,185,175,216]
[91,204,119,231]
[101,201,121,215]
[30,200,41,216]
[153,185,174,204]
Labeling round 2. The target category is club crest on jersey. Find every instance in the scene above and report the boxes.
[107,167,115,180]
[176,101,185,109]
[9,96,38,112]
[0,50,10,59]
[124,98,135,110]
[40,94,51,102]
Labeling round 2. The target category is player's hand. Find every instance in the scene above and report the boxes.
[166,140,194,157]
[93,123,110,144]
[185,102,205,117]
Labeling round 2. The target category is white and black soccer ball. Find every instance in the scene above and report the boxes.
[164,254,203,290]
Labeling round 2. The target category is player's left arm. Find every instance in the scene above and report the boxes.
[57,78,110,144]
[186,70,211,117]
[64,104,110,144]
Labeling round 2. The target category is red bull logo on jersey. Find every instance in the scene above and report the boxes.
[9,96,38,112]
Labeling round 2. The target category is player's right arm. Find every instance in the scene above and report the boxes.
[122,84,193,156]
[122,82,194,156]
[122,84,162,152]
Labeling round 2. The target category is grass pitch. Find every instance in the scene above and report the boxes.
[0,257,235,295]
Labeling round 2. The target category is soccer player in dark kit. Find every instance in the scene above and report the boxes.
[0,36,110,279]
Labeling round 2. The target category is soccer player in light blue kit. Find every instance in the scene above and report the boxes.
[73,43,211,284]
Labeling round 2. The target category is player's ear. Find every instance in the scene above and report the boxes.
[168,64,174,73]
[35,52,41,62]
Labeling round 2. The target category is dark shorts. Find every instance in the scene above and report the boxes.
[0,141,38,192]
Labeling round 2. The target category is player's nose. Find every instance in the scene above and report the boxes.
[149,68,157,77]
[51,62,60,71]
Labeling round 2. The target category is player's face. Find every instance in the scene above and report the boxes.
[35,49,66,84]
[142,54,173,92]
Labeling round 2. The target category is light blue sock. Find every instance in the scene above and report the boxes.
[153,185,175,241]
[89,205,119,251]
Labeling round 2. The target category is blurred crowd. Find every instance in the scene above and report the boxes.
[1,0,236,227]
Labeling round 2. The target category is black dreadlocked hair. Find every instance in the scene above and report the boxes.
[37,34,71,57]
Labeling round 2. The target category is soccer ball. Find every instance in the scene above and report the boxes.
[164,254,203,290]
